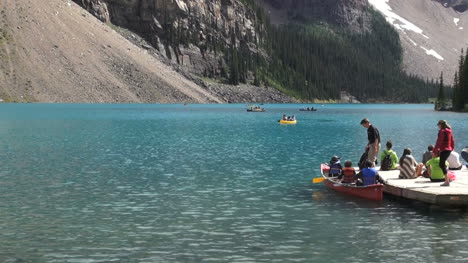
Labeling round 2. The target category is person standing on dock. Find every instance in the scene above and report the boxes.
[360,118,381,167]
[433,120,455,186]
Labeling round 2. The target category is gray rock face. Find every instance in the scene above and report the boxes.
[371,0,468,84]
[436,0,468,12]
[262,0,371,32]
[74,0,258,67]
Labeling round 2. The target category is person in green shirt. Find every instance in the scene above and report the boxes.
[380,141,399,170]
[425,152,449,182]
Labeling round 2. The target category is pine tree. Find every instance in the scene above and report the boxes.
[453,49,464,111]
[435,72,446,110]
[463,48,468,110]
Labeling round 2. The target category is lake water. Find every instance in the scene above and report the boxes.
[0,103,468,263]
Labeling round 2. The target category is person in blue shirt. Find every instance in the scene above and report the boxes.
[328,156,342,177]
[357,160,384,186]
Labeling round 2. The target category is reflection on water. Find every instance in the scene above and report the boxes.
[0,103,467,262]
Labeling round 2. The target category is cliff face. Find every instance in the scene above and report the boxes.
[437,0,468,12]
[260,0,371,32]
[75,0,260,76]
[0,0,298,103]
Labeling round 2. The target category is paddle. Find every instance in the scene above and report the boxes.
[312,177,325,183]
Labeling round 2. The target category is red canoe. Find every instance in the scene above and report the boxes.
[320,164,383,201]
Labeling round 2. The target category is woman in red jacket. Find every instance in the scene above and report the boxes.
[434,120,455,186]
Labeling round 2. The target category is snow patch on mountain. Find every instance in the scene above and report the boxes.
[368,0,429,38]
[420,46,444,61]
[367,0,468,83]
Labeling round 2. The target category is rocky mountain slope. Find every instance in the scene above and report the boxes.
[1,0,459,103]
[0,0,295,103]
[369,0,468,84]
[259,0,372,32]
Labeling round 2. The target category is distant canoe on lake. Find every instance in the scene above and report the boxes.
[299,107,317,111]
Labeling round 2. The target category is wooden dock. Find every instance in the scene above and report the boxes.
[378,166,468,207]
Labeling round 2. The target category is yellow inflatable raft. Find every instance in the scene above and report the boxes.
[279,120,297,124]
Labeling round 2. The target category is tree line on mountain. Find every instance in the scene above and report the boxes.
[161,0,441,102]
[227,1,441,102]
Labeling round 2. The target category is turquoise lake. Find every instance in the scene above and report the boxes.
[1,103,468,263]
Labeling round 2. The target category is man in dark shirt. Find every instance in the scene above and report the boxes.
[360,118,381,167]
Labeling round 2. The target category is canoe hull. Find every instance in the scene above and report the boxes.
[320,164,383,201]
[323,180,383,201]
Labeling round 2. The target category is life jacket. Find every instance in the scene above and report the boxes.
[329,162,342,176]
[362,168,377,186]
[342,167,356,183]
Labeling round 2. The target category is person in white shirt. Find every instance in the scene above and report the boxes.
[447,151,462,170]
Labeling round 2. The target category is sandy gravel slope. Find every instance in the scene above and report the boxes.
[0,0,224,103]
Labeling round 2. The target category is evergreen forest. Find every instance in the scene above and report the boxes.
[451,49,468,111]
[223,1,440,102]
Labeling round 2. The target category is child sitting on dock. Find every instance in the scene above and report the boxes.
[380,140,398,171]
[328,156,342,177]
[447,151,463,170]
[398,148,424,179]
[424,152,450,182]
[357,160,384,186]
[339,160,356,184]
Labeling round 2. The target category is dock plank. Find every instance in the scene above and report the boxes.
[376,166,468,206]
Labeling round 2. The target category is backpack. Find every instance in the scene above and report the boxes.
[358,151,368,170]
[380,151,392,171]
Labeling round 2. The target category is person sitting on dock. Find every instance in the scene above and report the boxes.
[339,160,356,184]
[447,150,463,170]
[398,148,424,179]
[328,156,342,177]
[421,145,434,177]
[380,140,399,171]
[424,152,449,182]
[462,147,468,167]
[357,160,384,186]
[422,145,434,166]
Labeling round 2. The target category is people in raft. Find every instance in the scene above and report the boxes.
[356,160,384,186]
[423,152,450,182]
[398,148,424,179]
[281,115,296,121]
[447,150,463,170]
[338,160,356,184]
[380,140,399,171]
[328,156,342,177]
[433,120,455,186]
